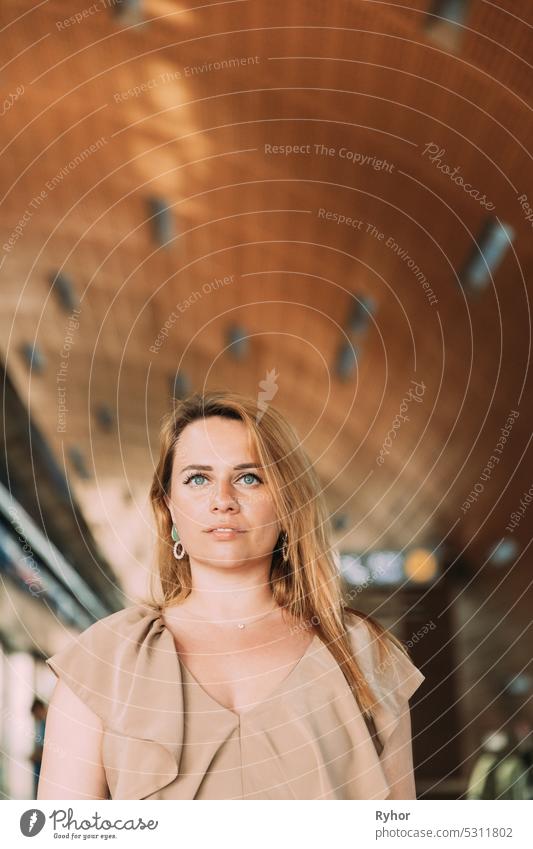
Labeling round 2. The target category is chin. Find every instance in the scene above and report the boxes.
[207,558,250,569]
[194,551,250,567]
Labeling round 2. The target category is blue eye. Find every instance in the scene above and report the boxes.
[240,472,261,485]
[183,473,207,486]
[182,472,262,487]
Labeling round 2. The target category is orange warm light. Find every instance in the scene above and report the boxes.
[404,548,438,583]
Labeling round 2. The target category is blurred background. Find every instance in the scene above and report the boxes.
[0,0,532,800]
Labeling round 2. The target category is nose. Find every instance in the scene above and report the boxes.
[210,480,240,511]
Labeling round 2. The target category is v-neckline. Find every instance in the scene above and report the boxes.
[161,610,320,719]
[179,633,319,719]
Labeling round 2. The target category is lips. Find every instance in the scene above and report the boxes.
[206,526,247,540]
[206,526,245,533]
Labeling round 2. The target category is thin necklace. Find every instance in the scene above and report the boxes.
[178,599,279,630]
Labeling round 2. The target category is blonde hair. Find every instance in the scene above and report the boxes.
[148,390,409,741]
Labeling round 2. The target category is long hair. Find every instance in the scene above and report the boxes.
[148,390,409,724]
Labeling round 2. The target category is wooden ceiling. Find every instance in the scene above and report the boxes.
[1,0,532,600]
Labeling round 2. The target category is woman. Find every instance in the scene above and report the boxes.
[38,390,424,800]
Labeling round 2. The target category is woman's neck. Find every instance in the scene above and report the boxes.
[169,557,277,622]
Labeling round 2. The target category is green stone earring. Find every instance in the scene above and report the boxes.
[171,524,185,559]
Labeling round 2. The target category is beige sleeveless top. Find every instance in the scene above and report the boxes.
[45,603,425,800]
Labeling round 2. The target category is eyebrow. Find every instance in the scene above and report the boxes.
[179,463,261,474]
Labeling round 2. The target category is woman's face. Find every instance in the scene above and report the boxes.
[165,416,281,568]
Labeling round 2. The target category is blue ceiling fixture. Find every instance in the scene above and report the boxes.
[170,370,191,400]
[331,512,349,532]
[226,325,249,360]
[335,341,358,380]
[425,0,470,50]
[459,219,515,294]
[348,295,376,334]
[113,0,142,20]
[49,270,80,312]
[487,536,519,566]
[94,403,114,432]
[20,342,46,374]
[147,196,174,247]
[427,0,469,26]
[67,445,91,479]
